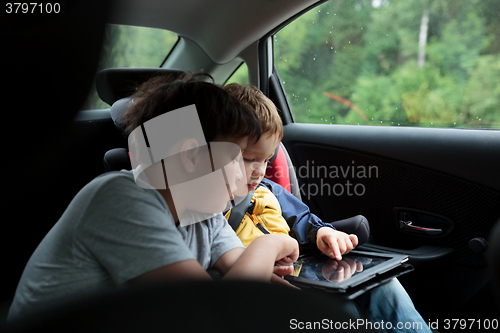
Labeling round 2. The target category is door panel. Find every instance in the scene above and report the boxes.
[282,123,500,192]
[283,127,499,265]
[280,122,500,320]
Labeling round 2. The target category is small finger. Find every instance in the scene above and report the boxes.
[332,244,342,261]
[349,234,359,248]
[338,239,347,255]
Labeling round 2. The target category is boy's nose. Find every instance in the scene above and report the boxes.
[235,162,244,182]
[252,162,265,177]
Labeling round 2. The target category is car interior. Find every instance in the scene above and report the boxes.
[3,0,500,330]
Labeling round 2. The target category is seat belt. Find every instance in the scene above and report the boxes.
[227,190,255,231]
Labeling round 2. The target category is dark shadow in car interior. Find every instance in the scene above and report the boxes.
[489,217,500,318]
[4,281,373,333]
[2,0,115,323]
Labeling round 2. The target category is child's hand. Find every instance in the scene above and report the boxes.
[316,227,358,260]
[270,266,300,289]
[273,235,300,267]
[224,235,299,283]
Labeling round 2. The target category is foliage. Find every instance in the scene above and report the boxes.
[225,62,250,85]
[274,0,500,128]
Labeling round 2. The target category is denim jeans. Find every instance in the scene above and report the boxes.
[355,279,432,333]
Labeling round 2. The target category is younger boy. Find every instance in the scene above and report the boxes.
[8,74,299,322]
[223,83,358,260]
[224,83,432,333]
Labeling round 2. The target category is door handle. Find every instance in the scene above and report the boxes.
[399,219,443,236]
[396,210,450,236]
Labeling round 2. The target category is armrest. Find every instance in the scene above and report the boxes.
[357,243,455,269]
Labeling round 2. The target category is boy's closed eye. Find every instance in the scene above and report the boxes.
[243,156,273,163]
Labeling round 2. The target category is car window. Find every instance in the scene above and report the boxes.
[274,0,500,129]
[82,24,178,110]
[226,62,250,85]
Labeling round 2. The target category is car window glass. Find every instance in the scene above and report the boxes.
[274,0,500,129]
[82,24,178,110]
[226,62,250,85]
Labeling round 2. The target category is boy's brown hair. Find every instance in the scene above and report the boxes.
[224,83,283,141]
[123,73,262,144]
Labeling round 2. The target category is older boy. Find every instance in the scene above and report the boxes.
[8,74,299,322]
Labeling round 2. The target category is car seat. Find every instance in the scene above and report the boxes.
[266,142,301,200]
[489,217,500,316]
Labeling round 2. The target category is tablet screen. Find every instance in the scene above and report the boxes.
[292,252,389,285]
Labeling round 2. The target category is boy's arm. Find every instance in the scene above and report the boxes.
[130,259,213,283]
[222,235,299,282]
[213,247,245,274]
[260,178,335,248]
[260,178,360,259]
[213,240,297,288]
[134,235,299,284]
[131,243,297,284]
[261,179,361,259]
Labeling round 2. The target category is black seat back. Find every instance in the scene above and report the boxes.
[103,148,131,172]
[489,217,500,315]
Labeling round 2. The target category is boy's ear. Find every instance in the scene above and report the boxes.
[179,138,200,173]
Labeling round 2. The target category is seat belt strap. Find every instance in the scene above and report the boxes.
[227,190,256,231]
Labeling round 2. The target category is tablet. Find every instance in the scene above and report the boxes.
[284,250,413,299]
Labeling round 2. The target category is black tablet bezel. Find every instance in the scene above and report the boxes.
[284,250,409,292]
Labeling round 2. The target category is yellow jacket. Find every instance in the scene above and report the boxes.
[225,185,290,247]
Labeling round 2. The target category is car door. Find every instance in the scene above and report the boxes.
[265,0,500,324]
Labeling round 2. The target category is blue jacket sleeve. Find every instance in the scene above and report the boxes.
[260,178,335,248]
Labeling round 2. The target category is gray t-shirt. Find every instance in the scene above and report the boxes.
[8,170,243,321]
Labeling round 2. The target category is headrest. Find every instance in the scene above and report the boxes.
[109,97,134,135]
[95,67,185,106]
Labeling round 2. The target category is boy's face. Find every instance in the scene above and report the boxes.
[213,136,247,203]
[165,135,248,223]
[185,135,248,213]
[234,132,280,197]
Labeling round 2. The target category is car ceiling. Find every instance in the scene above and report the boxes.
[107,0,322,64]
